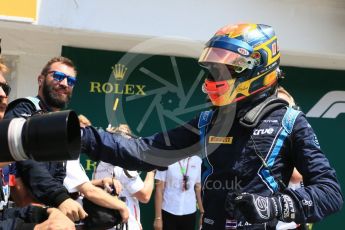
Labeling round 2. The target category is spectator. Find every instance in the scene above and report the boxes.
[63,156,129,223]
[94,124,155,230]
[153,156,204,230]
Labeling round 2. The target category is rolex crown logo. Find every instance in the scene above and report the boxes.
[112,64,128,80]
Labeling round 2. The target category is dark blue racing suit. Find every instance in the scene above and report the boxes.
[82,105,343,229]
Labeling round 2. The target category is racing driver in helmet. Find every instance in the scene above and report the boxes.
[81,23,343,229]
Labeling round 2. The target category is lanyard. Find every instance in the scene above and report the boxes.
[178,158,190,176]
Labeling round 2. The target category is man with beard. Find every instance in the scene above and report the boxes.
[4,57,88,223]
[0,55,76,229]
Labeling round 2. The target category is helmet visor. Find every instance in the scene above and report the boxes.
[199,47,254,73]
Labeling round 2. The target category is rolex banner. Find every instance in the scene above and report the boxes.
[62,46,345,230]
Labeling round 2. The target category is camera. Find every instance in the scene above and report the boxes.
[0,110,80,162]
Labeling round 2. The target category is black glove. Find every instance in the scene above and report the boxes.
[234,193,296,224]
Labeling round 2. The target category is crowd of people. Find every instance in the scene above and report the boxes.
[0,22,343,230]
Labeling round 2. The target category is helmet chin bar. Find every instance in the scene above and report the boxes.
[204,72,279,108]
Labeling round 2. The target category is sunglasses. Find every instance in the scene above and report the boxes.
[0,82,11,97]
[48,71,77,87]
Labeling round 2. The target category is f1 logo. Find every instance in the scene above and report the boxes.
[306,91,345,118]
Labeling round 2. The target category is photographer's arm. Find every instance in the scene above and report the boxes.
[16,160,87,222]
[16,160,70,207]
[0,218,36,230]
[0,205,74,230]
[33,208,75,230]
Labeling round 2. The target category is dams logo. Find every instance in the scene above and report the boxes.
[306,91,345,119]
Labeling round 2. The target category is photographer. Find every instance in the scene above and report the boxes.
[153,156,203,230]
[4,56,87,222]
[0,55,75,229]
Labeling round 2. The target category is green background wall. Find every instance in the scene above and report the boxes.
[62,46,344,230]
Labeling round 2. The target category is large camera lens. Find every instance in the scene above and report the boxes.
[0,110,80,162]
